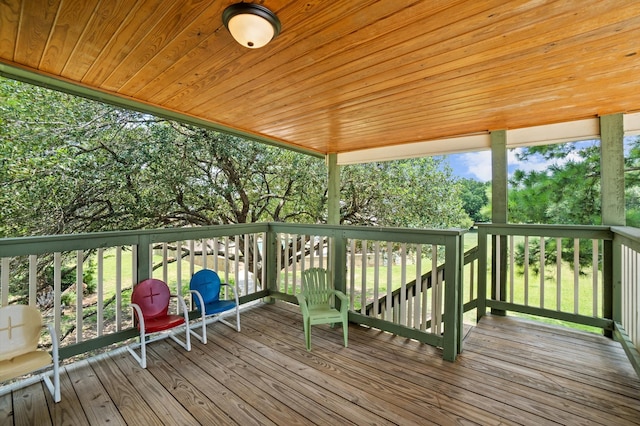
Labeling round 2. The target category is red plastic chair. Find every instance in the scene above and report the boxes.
[127,279,191,368]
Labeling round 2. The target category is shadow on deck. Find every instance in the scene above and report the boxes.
[2,301,639,425]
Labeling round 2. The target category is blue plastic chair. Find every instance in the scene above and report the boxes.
[189,269,240,343]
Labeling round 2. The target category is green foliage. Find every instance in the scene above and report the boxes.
[508,142,601,225]
[341,158,472,228]
[1,77,473,299]
[457,178,490,223]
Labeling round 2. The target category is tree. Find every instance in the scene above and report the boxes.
[508,142,602,225]
[457,178,490,223]
[340,159,471,228]
[1,77,472,298]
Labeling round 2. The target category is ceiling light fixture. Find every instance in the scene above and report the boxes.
[222,3,281,49]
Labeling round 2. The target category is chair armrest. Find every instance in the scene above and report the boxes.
[188,289,206,313]
[333,290,349,312]
[130,302,146,333]
[221,282,240,298]
[296,294,310,317]
[173,294,190,319]
[46,323,59,364]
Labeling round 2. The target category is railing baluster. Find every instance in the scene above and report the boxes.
[0,257,8,306]
[29,254,37,306]
[431,245,439,335]
[400,243,407,327]
[176,241,183,312]
[592,239,598,317]
[509,235,514,303]
[386,241,393,320]
[54,252,61,339]
[540,237,545,309]
[373,241,380,319]
[116,246,122,331]
[360,240,367,315]
[349,239,355,311]
[524,236,529,306]
[76,250,83,343]
[556,238,562,311]
[414,244,422,329]
[97,248,104,336]
[574,238,580,314]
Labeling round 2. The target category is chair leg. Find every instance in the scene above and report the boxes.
[189,310,207,344]
[342,320,348,348]
[303,319,311,351]
[127,338,147,368]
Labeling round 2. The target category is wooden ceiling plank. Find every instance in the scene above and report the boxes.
[39,0,100,75]
[132,0,295,100]
[0,0,21,61]
[233,1,639,125]
[14,0,59,68]
[265,64,640,151]
[244,10,640,129]
[104,0,224,93]
[181,0,472,113]
[152,0,384,107]
[61,0,137,80]
[208,0,568,120]
[81,0,168,86]
[209,0,545,119]
[261,29,640,137]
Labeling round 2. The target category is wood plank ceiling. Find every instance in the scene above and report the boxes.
[1,0,640,156]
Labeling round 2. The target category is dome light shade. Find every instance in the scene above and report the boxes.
[222,3,281,49]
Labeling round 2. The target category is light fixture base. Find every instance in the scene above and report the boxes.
[222,3,281,49]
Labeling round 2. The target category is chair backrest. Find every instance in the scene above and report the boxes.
[190,269,222,309]
[301,268,333,307]
[0,305,43,361]
[131,279,171,320]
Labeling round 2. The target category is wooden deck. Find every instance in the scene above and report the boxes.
[2,301,639,425]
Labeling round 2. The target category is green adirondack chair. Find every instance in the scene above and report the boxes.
[296,268,349,351]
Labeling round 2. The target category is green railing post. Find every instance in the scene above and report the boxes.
[137,234,151,282]
[477,227,487,321]
[443,234,462,361]
[264,227,278,304]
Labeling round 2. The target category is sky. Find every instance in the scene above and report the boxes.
[438,137,637,182]
[439,149,557,182]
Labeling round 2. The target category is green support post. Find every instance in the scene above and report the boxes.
[491,130,508,316]
[600,114,625,337]
[326,154,347,299]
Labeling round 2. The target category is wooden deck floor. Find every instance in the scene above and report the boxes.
[1,301,639,425]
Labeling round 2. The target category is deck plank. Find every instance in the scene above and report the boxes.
[108,349,200,425]
[44,369,90,425]
[66,359,126,425]
[2,301,639,426]
[262,302,599,425]
[12,382,51,426]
